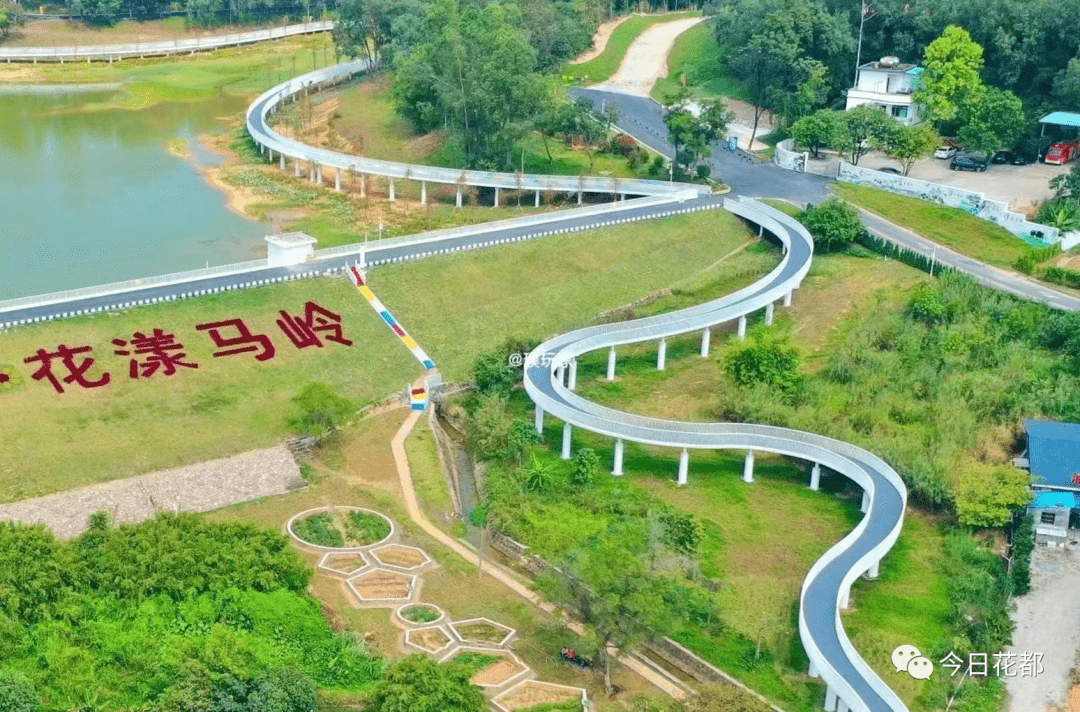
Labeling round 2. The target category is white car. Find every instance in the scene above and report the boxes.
[934,145,958,159]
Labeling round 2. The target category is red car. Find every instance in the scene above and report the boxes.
[1045,140,1079,165]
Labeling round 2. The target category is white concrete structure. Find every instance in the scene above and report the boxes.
[265,232,317,267]
[845,58,922,126]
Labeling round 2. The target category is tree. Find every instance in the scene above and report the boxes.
[0,2,25,37]
[957,87,1026,157]
[505,418,540,465]
[71,0,122,21]
[286,383,355,438]
[1050,162,1080,204]
[790,109,845,159]
[466,394,512,460]
[730,32,798,150]
[0,671,38,712]
[661,90,732,177]
[472,348,517,397]
[333,0,421,68]
[954,463,1033,528]
[916,26,986,123]
[563,98,608,172]
[884,122,940,176]
[726,333,803,392]
[797,197,864,252]
[537,532,673,693]
[365,655,486,712]
[571,447,601,487]
[1053,55,1080,112]
[834,105,897,165]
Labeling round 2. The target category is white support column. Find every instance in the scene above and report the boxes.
[861,490,870,513]
[294,158,301,177]
[700,328,711,357]
[677,448,689,486]
[837,699,849,712]
[268,149,274,162]
[577,190,583,205]
[280,154,285,170]
[765,302,775,325]
[456,186,463,208]
[535,406,544,434]
[334,169,341,192]
[839,584,850,610]
[316,165,323,185]
[535,191,540,207]
[657,338,667,370]
[613,439,624,476]
[494,187,500,207]
[561,422,572,460]
[808,660,820,678]
[810,463,821,491]
[737,315,747,340]
[567,359,577,391]
[866,558,880,579]
[360,174,366,198]
[824,686,838,712]
[421,181,427,205]
[606,346,616,381]
[783,290,793,307]
[389,178,395,201]
[743,450,755,483]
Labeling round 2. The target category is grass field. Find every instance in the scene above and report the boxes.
[0,32,337,107]
[564,11,701,85]
[832,183,1034,270]
[0,16,294,46]
[650,20,748,103]
[0,210,757,502]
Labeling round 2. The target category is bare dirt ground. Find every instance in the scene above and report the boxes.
[352,570,413,600]
[0,446,300,538]
[498,681,579,710]
[411,627,451,652]
[471,654,527,687]
[568,15,629,65]
[591,16,704,97]
[374,544,427,568]
[1008,543,1080,712]
[1,17,280,47]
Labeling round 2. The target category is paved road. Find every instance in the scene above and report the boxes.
[575,88,1080,313]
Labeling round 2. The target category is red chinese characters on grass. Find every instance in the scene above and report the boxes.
[20,301,351,394]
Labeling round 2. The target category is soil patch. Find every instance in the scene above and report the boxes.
[591,17,705,97]
[411,627,452,652]
[375,544,428,568]
[499,682,580,710]
[456,621,511,644]
[323,553,366,572]
[351,569,413,600]
[471,654,527,687]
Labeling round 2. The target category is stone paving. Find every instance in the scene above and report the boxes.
[0,445,302,539]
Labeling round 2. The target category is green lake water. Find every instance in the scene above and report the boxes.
[0,88,267,300]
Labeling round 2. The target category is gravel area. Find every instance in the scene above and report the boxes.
[591,17,704,97]
[0,446,302,538]
[1007,542,1080,712]
[568,15,628,65]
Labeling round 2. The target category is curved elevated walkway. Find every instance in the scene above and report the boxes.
[523,197,910,712]
[0,20,332,62]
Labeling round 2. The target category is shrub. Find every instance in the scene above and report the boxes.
[797,198,865,252]
[726,333,802,392]
[908,285,947,326]
[345,511,391,544]
[571,448,601,487]
[472,349,517,397]
[695,164,712,181]
[401,605,441,623]
[1011,516,1035,595]
[0,671,38,712]
[1043,266,1080,289]
[292,513,344,548]
[1014,244,1060,274]
[611,133,638,157]
[287,383,355,437]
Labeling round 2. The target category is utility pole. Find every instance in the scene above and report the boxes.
[854,3,879,83]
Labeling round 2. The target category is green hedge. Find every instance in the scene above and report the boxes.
[1042,266,1080,289]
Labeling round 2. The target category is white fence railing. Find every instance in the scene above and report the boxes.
[0,20,332,62]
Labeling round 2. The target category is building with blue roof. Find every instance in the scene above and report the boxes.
[1024,420,1080,543]
[1039,112,1080,136]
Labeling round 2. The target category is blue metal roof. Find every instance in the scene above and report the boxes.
[1040,112,1080,128]
[1025,420,1080,487]
[1032,491,1078,509]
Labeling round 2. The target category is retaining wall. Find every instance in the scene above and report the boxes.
[774,138,806,173]
[837,162,1059,245]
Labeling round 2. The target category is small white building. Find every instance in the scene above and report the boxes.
[845,57,923,126]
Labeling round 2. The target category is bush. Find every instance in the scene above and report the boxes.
[1014,244,1061,274]
[1043,266,1080,289]
[1011,516,1035,595]
[695,164,712,181]
[647,154,665,176]
[726,333,802,392]
[0,671,38,712]
[797,198,865,252]
[366,656,485,712]
[345,511,391,544]
[290,512,344,548]
[472,349,517,397]
[571,448,601,487]
[908,285,947,326]
[287,383,355,437]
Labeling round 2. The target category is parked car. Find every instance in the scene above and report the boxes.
[878,166,902,175]
[934,145,958,159]
[991,150,1027,165]
[950,154,988,171]
[1045,140,1080,165]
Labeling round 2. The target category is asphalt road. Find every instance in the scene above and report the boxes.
[574,87,1080,313]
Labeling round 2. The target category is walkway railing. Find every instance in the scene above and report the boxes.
[0,20,332,62]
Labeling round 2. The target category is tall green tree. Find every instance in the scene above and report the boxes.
[333,0,422,68]
[364,656,486,712]
[954,463,1033,528]
[834,105,896,165]
[537,531,673,693]
[730,32,798,150]
[915,26,986,123]
[661,89,733,175]
[1053,55,1080,112]
[790,109,844,158]
[798,197,865,251]
[957,87,1026,157]
[883,122,941,175]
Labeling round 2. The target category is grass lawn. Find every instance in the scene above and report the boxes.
[650,20,749,103]
[0,16,292,46]
[371,209,758,382]
[0,32,338,107]
[564,11,701,85]
[832,183,1034,270]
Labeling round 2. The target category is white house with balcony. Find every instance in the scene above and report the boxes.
[844,57,923,126]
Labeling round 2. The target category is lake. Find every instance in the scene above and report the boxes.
[0,88,267,301]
